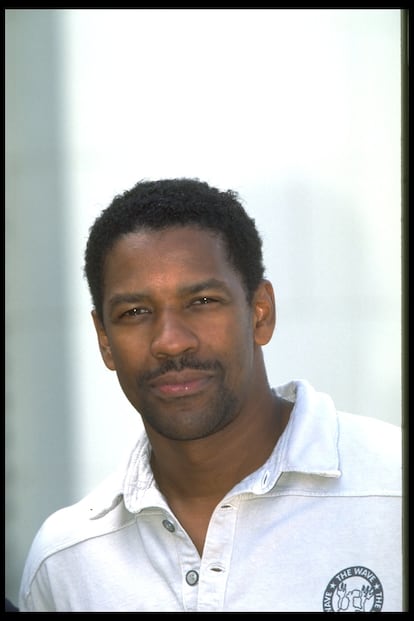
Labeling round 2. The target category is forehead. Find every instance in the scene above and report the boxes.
[102,226,241,294]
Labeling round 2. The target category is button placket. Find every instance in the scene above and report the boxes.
[197,500,238,611]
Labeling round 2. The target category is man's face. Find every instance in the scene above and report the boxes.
[94,226,268,441]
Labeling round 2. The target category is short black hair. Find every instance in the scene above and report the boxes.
[84,178,265,321]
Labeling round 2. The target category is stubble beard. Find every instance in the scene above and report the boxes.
[137,374,239,441]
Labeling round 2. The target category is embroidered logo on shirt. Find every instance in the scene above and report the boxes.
[323,566,383,612]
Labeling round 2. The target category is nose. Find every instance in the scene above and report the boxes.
[150,309,199,359]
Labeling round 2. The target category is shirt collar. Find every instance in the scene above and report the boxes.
[87,436,160,520]
[90,379,341,518]
[276,379,340,476]
[242,379,341,496]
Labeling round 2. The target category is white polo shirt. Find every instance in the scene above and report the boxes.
[18,380,403,612]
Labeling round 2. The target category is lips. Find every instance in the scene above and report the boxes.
[148,371,213,398]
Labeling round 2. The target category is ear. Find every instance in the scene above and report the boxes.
[252,280,276,346]
[91,310,116,371]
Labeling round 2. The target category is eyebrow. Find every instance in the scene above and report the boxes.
[108,292,147,312]
[178,278,230,296]
[107,279,231,312]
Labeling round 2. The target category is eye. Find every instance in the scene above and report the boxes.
[121,307,150,318]
[192,297,217,306]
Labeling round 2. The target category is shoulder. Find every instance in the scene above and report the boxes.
[21,470,132,587]
[21,430,152,580]
[336,411,402,492]
[337,411,401,459]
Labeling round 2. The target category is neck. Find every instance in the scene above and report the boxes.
[148,386,291,504]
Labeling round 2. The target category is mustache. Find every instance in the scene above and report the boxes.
[139,355,223,383]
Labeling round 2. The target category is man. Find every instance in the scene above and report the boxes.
[19,178,403,612]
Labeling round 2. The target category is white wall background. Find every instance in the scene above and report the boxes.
[6,8,403,606]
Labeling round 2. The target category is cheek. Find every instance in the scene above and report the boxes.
[213,314,255,373]
[109,349,144,408]
[205,314,252,353]
[105,333,146,378]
